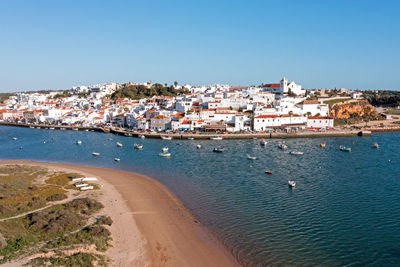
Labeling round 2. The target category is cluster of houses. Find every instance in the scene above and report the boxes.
[0,77,335,132]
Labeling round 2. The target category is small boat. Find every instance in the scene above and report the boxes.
[159,152,171,157]
[278,142,287,150]
[76,140,82,145]
[260,139,268,146]
[265,170,272,175]
[247,154,257,160]
[85,129,89,132]
[116,142,123,147]
[162,147,169,153]
[29,126,35,129]
[43,141,46,144]
[12,137,18,140]
[114,158,120,162]
[290,151,304,155]
[213,146,224,153]
[320,142,326,148]
[60,128,66,130]
[49,127,55,130]
[133,144,143,149]
[140,135,145,139]
[124,132,132,137]
[187,137,194,140]
[372,142,379,149]
[210,136,223,140]
[288,180,296,188]
[108,138,113,141]
[72,128,79,131]
[161,136,173,140]
[92,152,100,156]
[36,127,40,129]
[196,144,202,149]
[339,145,351,152]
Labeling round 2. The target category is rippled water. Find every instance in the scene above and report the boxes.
[1,126,400,266]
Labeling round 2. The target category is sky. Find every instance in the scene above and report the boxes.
[0,0,399,92]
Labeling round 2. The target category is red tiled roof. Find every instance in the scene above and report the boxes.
[255,115,279,118]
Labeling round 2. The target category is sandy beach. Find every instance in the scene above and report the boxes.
[0,160,239,267]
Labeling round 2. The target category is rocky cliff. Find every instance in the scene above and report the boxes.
[330,100,377,119]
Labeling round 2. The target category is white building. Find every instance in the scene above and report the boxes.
[306,116,334,129]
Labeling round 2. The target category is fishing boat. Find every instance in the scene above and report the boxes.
[114,158,120,162]
[210,136,223,140]
[162,147,169,153]
[187,137,194,140]
[247,154,257,160]
[290,151,304,155]
[265,170,273,175]
[196,144,202,149]
[12,137,18,140]
[161,136,173,140]
[213,146,224,153]
[72,128,79,131]
[339,145,351,152]
[76,140,82,145]
[260,139,268,146]
[372,142,379,149]
[116,142,123,147]
[278,142,288,150]
[29,126,35,129]
[159,152,171,157]
[139,135,145,139]
[288,180,296,188]
[49,127,55,130]
[133,144,143,149]
[92,152,100,156]
[320,142,326,148]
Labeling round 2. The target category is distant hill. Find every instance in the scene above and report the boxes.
[111,84,189,100]
[0,93,15,104]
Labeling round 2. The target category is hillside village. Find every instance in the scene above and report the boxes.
[0,77,374,133]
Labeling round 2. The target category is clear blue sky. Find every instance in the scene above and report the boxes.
[0,0,399,92]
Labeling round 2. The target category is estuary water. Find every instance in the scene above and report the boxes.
[1,125,400,266]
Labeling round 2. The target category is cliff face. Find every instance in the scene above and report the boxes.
[330,100,377,119]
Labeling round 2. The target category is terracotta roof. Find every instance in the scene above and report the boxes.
[255,115,279,118]
[263,84,280,88]
[303,100,320,105]
[152,115,168,119]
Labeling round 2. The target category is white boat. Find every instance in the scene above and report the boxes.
[162,147,169,153]
[140,135,145,139]
[60,128,66,130]
[134,144,143,149]
[29,126,35,129]
[49,127,55,130]
[210,136,223,140]
[36,127,41,129]
[187,137,194,140]
[76,140,82,145]
[278,142,288,150]
[260,139,268,146]
[114,158,120,162]
[12,137,18,140]
[159,152,171,157]
[372,142,379,149]
[116,142,123,147]
[247,154,257,160]
[72,128,79,131]
[108,138,113,141]
[339,145,351,152]
[161,136,173,140]
[196,144,202,149]
[288,180,296,188]
[82,177,97,181]
[80,186,94,191]
[290,151,304,155]
[75,183,88,188]
[85,129,89,132]
[92,152,100,156]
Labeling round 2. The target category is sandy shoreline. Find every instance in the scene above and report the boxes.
[0,160,240,267]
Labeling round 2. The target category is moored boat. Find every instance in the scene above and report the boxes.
[133,144,143,149]
[247,154,257,160]
[162,147,169,153]
[139,135,145,139]
[114,158,120,162]
[116,142,123,147]
[12,137,18,140]
[92,152,100,156]
[320,142,326,148]
[260,139,268,146]
[213,146,224,152]
[210,136,223,140]
[290,151,304,155]
[187,137,194,140]
[196,144,202,149]
[159,152,171,157]
[76,140,82,145]
[278,142,287,150]
[265,170,273,174]
[161,136,173,140]
[288,180,296,188]
[372,142,379,149]
[339,145,351,152]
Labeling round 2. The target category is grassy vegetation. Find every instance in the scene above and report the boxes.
[0,165,111,265]
[323,98,351,105]
[384,108,400,115]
